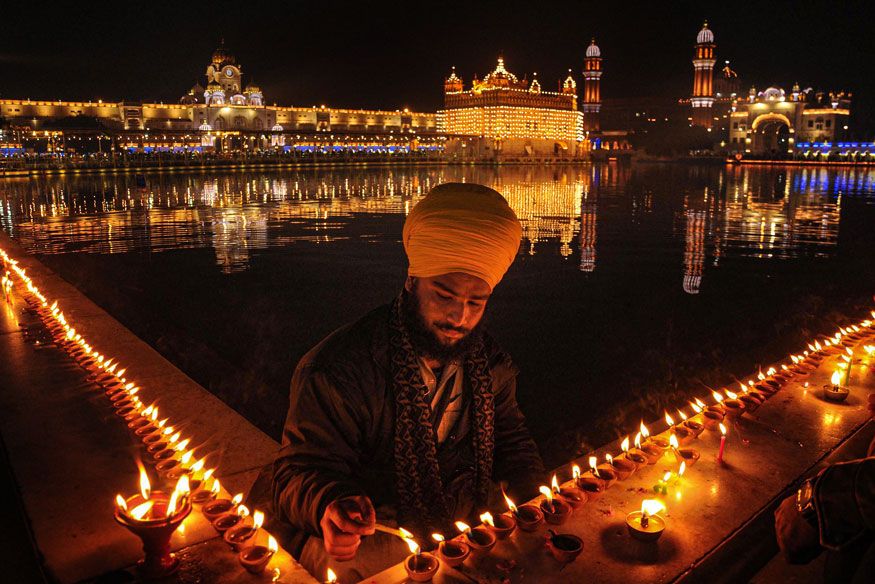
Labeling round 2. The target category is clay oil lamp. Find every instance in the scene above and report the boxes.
[432,533,469,567]
[624,433,649,467]
[113,465,192,578]
[606,451,636,481]
[669,433,700,467]
[190,473,220,505]
[504,492,543,532]
[666,412,693,445]
[587,455,617,489]
[552,472,585,508]
[545,529,584,564]
[680,406,705,438]
[573,463,605,501]
[804,342,825,365]
[213,503,249,534]
[403,537,439,582]
[224,509,265,551]
[538,485,572,525]
[626,499,666,543]
[708,391,727,415]
[757,370,782,393]
[238,534,278,575]
[721,389,746,419]
[148,430,179,456]
[638,423,664,464]
[203,492,243,522]
[823,369,850,403]
[699,401,724,432]
[455,521,496,557]
[480,511,516,540]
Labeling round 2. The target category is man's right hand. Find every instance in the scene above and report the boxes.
[320,495,376,561]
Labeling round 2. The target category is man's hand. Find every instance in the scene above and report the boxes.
[320,495,376,561]
[774,495,821,564]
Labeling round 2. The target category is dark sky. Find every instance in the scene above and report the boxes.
[2,0,873,131]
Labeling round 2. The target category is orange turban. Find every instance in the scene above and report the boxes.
[403,183,521,290]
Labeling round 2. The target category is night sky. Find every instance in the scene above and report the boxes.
[2,0,873,132]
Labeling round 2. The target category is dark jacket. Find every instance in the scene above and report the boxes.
[272,304,545,551]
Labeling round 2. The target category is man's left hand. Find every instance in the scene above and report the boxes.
[774,495,821,564]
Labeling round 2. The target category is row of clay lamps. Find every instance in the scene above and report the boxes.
[2,253,279,577]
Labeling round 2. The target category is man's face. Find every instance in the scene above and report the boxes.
[404,272,491,360]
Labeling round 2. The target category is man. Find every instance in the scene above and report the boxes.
[774,392,875,583]
[272,183,546,581]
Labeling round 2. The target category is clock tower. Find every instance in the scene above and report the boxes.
[205,40,242,95]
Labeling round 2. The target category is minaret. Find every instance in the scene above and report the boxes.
[691,22,716,128]
[582,38,602,132]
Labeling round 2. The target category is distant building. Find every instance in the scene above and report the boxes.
[438,56,585,159]
[727,86,851,154]
[0,42,437,154]
[690,22,717,128]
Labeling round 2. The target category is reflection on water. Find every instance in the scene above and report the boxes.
[1,165,873,288]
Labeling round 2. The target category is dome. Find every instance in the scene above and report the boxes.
[206,82,222,91]
[211,41,234,66]
[199,122,212,131]
[481,57,524,88]
[762,87,786,101]
[244,83,262,94]
[586,39,601,58]
[697,22,714,44]
[271,123,283,132]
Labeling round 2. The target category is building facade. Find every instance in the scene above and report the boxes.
[690,22,717,128]
[0,44,437,154]
[438,56,585,159]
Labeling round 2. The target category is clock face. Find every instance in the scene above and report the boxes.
[225,68,234,77]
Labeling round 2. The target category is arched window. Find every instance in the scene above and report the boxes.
[253,118,264,130]
[214,117,225,130]
[234,115,246,128]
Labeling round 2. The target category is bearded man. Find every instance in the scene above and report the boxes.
[272,183,545,581]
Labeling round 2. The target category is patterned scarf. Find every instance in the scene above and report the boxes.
[388,293,495,531]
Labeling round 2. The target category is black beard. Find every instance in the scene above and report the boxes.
[401,288,485,364]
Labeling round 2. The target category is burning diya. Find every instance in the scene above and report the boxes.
[637,424,664,464]
[551,473,586,508]
[190,475,220,505]
[403,538,439,582]
[201,490,243,522]
[624,434,649,467]
[455,521,496,556]
[823,370,850,402]
[721,390,746,419]
[504,493,543,532]
[238,535,278,575]
[683,403,706,437]
[573,464,605,502]
[480,511,516,539]
[113,464,192,578]
[213,504,250,534]
[665,412,693,445]
[626,499,666,543]
[432,533,470,567]
[545,529,584,564]
[607,450,637,481]
[669,434,700,466]
[224,510,265,551]
[539,486,572,524]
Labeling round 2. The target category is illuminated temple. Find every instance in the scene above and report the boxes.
[0,42,438,153]
[439,47,604,160]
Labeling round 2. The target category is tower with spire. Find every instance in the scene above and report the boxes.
[582,38,602,131]
[691,21,716,128]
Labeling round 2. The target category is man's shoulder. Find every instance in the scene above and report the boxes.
[297,305,390,376]
[481,330,519,379]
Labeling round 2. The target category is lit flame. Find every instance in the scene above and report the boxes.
[831,370,843,386]
[719,423,727,436]
[669,433,679,449]
[130,500,154,520]
[606,453,613,464]
[326,568,338,583]
[639,421,650,439]
[268,535,278,554]
[634,432,642,449]
[864,345,875,355]
[551,474,560,494]
[539,485,554,503]
[479,511,495,527]
[640,499,666,517]
[167,490,180,517]
[503,492,518,514]
[588,456,598,474]
[455,521,471,534]
[432,533,445,543]
[712,390,724,404]
[253,510,265,529]
[211,478,221,495]
[725,390,737,400]
[620,437,630,452]
[116,494,128,511]
[398,526,414,539]
[404,537,420,555]
[137,461,151,500]
[814,340,822,351]
[174,438,191,452]
[176,474,191,496]
[791,355,800,364]
[662,471,672,483]
[694,397,707,409]
[677,409,688,421]
[679,461,686,476]
[572,464,581,481]
[180,449,194,466]
[237,504,250,518]
[665,412,674,426]
[767,367,776,375]
[231,493,243,506]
